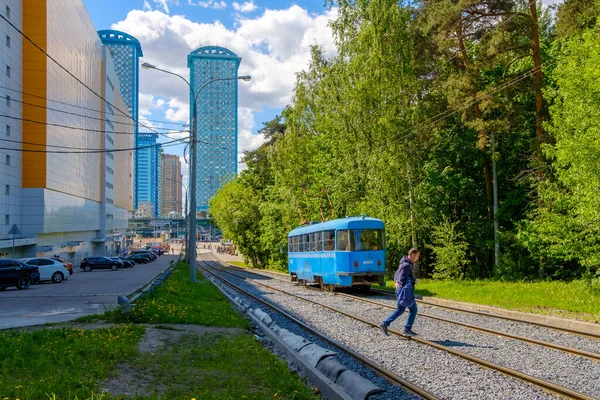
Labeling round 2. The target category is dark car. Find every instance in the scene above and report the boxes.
[80,256,121,272]
[0,259,40,290]
[109,257,125,269]
[127,254,151,264]
[131,250,156,261]
[113,257,134,268]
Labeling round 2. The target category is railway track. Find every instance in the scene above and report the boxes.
[221,262,600,344]
[196,256,439,400]
[200,255,598,400]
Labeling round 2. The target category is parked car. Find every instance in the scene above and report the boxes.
[80,256,121,272]
[110,257,133,268]
[116,256,135,268]
[131,250,156,261]
[51,257,73,275]
[0,259,40,290]
[127,254,150,264]
[19,258,70,283]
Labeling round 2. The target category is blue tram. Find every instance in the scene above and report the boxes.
[287,216,386,290]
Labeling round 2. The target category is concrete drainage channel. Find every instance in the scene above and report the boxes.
[247,302,383,400]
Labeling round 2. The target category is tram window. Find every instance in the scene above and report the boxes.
[288,237,292,252]
[302,234,310,252]
[315,231,323,251]
[293,236,299,252]
[323,230,335,251]
[310,233,317,252]
[351,229,385,251]
[337,230,353,251]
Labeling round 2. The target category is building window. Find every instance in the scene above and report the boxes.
[6,65,10,78]
[5,155,9,166]
[5,35,9,48]
[4,215,8,225]
[4,185,8,195]
[5,125,9,137]
[5,6,9,19]
[5,95,10,106]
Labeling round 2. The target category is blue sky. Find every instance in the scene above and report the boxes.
[81,0,338,188]
[80,0,562,188]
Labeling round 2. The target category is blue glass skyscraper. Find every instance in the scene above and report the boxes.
[136,133,160,217]
[188,46,241,212]
[98,30,144,210]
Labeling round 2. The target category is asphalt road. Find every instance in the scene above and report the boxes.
[0,255,179,330]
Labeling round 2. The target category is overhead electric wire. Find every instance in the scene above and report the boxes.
[0,13,183,141]
[0,137,186,154]
[0,84,188,127]
[388,63,546,145]
[2,95,187,132]
[0,113,188,136]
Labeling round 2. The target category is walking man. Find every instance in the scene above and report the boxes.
[379,248,420,336]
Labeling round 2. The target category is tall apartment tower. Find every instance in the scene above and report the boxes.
[136,133,160,217]
[161,154,183,217]
[98,30,143,210]
[187,46,241,213]
[0,0,133,259]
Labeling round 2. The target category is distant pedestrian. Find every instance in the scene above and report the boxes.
[379,248,420,336]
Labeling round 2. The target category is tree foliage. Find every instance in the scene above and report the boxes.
[210,0,600,281]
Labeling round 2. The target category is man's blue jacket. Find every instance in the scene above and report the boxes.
[394,256,415,287]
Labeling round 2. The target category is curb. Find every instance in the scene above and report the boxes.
[418,296,600,336]
[126,256,181,304]
[206,273,384,400]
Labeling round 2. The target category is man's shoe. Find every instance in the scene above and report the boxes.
[379,324,389,336]
[403,329,418,336]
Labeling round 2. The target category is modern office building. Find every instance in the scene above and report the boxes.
[0,0,133,260]
[160,154,183,217]
[187,46,241,213]
[97,29,143,210]
[136,133,160,217]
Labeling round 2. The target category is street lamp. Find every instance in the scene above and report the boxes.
[164,176,188,259]
[142,61,251,282]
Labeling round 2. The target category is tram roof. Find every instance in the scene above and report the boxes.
[288,217,384,236]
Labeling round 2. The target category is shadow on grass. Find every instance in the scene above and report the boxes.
[415,289,436,297]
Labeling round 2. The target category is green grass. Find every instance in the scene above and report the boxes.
[378,279,600,322]
[229,261,247,268]
[2,262,319,399]
[0,325,144,399]
[121,264,249,327]
[134,333,320,399]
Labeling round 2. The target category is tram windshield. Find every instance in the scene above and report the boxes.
[336,229,385,251]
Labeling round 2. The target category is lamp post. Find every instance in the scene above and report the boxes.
[164,176,188,259]
[142,61,250,282]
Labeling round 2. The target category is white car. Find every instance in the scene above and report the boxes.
[18,258,70,283]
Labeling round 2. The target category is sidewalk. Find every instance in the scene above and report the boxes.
[201,242,244,264]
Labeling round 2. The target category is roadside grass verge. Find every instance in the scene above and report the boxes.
[0,325,144,399]
[119,263,250,327]
[1,263,319,399]
[229,260,247,268]
[378,279,600,322]
[135,332,320,399]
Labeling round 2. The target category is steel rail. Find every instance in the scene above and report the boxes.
[196,256,439,400]
[221,262,600,342]
[370,288,600,340]
[204,258,597,400]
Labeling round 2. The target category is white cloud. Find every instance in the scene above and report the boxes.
[197,0,227,9]
[112,5,336,155]
[165,97,189,122]
[143,1,152,11]
[152,0,179,14]
[232,1,257,13]
[237,106,266,169]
